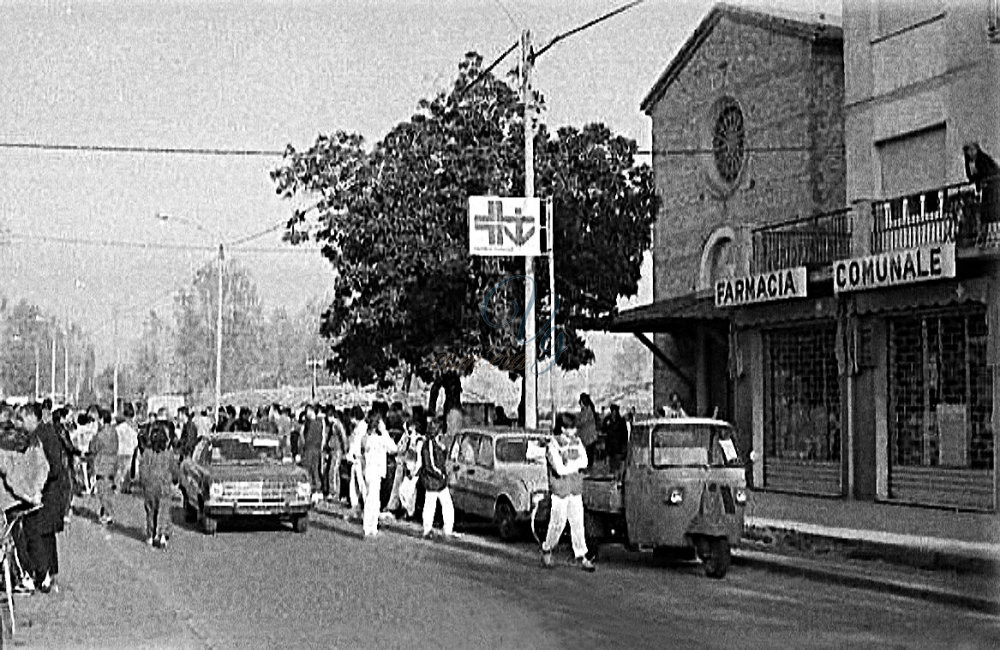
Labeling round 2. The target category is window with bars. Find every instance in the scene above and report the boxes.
[888,309,993,470]
[763,325,841,463]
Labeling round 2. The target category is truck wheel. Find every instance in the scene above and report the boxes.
[293,515,309,533]
[495,500,519,542]
[704,537,731,579]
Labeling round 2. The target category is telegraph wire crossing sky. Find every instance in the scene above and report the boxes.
[0,0,840,368]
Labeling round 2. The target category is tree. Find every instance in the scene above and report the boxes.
[271,52,658,402]
[172,260,267,399]
[0,300,52,398]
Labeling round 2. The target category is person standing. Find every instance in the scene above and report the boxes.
[361,410,397,538]
[540,413,595,572]
[604,405,629,473]
[577,393,599,467]
[419,419,455,539]
[323,407,346,502]
[177,407,200,459]
[115,402,139,493]
[300,405,325,503]
[136,422,180,549]
[346,406,368,514]
[89,409,119,525]
[20,402,72,593]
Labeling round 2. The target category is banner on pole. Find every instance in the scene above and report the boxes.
[468,196,542,256]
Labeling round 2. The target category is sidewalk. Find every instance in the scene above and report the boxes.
[743,490,1000,572]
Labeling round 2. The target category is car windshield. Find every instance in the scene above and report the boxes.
[650,425,741,468]
[495,436,548,464]
[210,437,282,464]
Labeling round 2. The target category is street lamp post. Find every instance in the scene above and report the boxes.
[155,212,225,421]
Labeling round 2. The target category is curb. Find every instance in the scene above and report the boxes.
[733,549,1000,615]
[744,522,1000,574]
[314,503,999,613]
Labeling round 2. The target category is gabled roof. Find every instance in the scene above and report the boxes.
[640,3,843,113]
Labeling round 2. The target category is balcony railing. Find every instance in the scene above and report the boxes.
[751,208,853,274]
[871,178,1000,253]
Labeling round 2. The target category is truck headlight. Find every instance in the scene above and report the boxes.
[667,488,684,505]
[735,488,747,505]
[297,482,312,499]
[209,483,225,499]
[530,491,546,506]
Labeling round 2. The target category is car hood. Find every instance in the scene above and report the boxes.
[203,464,308,483]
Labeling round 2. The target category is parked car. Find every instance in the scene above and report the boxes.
[447,427,551,540]
[180,433,313,535]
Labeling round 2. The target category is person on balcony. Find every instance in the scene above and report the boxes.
[963,142,1000,228]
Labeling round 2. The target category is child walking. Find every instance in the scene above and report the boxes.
[136,421,180,549]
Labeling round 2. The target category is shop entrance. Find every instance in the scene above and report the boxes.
[887,308,994,511]
[763,324,843,495]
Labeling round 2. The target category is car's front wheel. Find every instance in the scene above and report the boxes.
[199,500,218,536]
[292,514,309,533]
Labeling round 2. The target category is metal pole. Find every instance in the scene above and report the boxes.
[113,311,119,415]
[34,344,39,401]
[215,242,225,422]
[522,29,538,430]
[63,322,69,404]
[50,332,56,402]
[548,199,556,422]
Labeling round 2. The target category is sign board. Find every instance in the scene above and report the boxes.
[715,266,808,308]
[833,243,955,294]
[468,196,541,257]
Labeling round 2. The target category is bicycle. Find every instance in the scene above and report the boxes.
[0,502,42,647]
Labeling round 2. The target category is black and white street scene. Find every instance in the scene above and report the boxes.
[2,0,1000,648]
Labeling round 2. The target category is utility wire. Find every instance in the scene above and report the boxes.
[534,0,648,60]
[458,40,520,97]
[5,232,315,254]
[492,0,521,31]
[0,141,285,157]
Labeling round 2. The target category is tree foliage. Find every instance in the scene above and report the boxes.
[271,52,658,390]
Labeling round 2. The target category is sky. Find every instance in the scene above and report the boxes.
[0,0,841,371]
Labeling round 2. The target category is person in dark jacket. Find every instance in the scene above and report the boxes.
[137,421,180,549]
[300,404,324,501]
[964,141,1000,228]
[419,423,455,538]
[19,402,71,593]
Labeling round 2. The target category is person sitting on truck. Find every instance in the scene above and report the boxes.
[540,413,595,573]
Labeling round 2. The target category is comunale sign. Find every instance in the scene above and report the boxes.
[833,243,955,294]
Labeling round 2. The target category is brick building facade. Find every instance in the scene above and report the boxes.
[612,2,1000,512]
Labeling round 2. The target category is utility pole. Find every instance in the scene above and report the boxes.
[63,321,69,404]
[113,311,119,414]
[306,357,323,401]
[547,199,556,422]
[215,242,225,421]
[33,344,39,401]
[49,331,56,403]
[522,29,538,430]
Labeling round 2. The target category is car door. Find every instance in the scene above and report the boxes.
[469,435,497,517]
[448,433,476,514]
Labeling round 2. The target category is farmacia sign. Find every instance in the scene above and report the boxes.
[715,267,807,307]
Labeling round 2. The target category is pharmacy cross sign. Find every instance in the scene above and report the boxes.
[468,196,541,256]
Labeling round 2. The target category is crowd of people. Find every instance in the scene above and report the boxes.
[0,390,661,592]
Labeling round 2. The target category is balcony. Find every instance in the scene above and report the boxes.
[871,179,1000,253]
[751,208,853,274]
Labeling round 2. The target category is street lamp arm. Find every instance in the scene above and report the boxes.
[534,0,647,60]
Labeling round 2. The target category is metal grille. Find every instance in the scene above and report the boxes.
[887,308,994,510]
[221,481,297,503]
[752,209,853,274]
[763,325,842,494]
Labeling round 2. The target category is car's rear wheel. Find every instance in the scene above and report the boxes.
[495,499,519,542]
[292,514,309,533]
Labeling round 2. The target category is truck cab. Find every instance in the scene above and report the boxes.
[582,417,746,578]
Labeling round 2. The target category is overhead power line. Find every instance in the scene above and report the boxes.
[534,0,648,60]
[0,141,285,157]
[6,232,315,254]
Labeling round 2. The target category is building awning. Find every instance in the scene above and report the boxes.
[605,291,726,333]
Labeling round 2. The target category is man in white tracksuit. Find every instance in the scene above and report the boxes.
[541,413,595,572]
[361,413,397,538]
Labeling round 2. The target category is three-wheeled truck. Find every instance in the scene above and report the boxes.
[580,417,746,578]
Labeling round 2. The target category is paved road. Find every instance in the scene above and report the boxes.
[10,492,1000,649]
